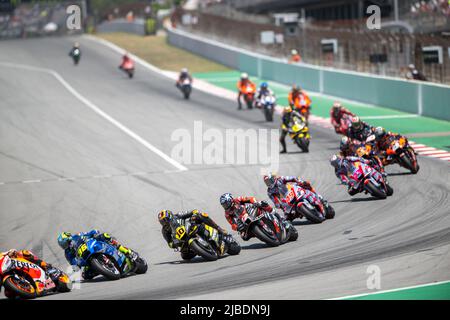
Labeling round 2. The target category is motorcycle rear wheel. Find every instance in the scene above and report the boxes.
[190,240,218,261]
[3,275,37,299]
[90,254,121,280]
[251,225,279,247]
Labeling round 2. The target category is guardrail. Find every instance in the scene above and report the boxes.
[167,26,450,121]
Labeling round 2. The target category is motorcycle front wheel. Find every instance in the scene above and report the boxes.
[90,254,121,280]
[365,181,387,199]
[190,240,218,261]
[3,274,37,299]
[298,205,325,224]
[251,224,279,247]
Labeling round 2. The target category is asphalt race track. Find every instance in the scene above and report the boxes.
[0,36,449,300]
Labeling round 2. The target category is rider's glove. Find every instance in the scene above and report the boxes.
[259,200,270,208]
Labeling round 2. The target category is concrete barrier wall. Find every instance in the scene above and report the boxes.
[97,19,145,36]
[167,27,450,121]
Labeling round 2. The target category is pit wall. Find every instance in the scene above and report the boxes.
[167,27,450,121]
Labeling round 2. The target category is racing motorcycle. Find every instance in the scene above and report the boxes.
[347,159,393,199]
[283,184,335,224]
[74,239,147,280]
[352,138,386,176]
[381,135,419,174]
[178,78,192,99]
[242,84,256,109]
[238,203,298,247]
[333,113,353,135]
[0,253,71,299]
[174,222,241,261]
[286,114,310,152]
[260,94,276,122]
[119,60,135,79]
[70,48,81,65]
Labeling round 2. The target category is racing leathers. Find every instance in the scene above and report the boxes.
[255,87,275,108]
[2,249,51,272]
[267,176,328,219]
[161,209,231,259]
[176,72,193,88]
[346,121,374,143]
[333,156,372,195]
[331,107,354,134]
[236,80,256,109]
[223,196,278,241]
[280,108,304,153]
[288,90,311,118]
[63,230,133,280]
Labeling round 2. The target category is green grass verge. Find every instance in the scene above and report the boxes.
[96,32,230,73]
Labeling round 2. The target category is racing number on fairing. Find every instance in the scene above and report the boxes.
[77,244,87,257]
[175,226,186,240]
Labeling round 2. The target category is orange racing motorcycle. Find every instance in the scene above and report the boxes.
[0,253,71,299]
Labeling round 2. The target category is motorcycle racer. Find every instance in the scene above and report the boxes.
[176,67,193,88]
[1,249,51,272]
[288,85,311,118]
[236,73,256,110]
[330,102,354,134]
[279,106,304,153]
[255,82,275,108]
[57,230,136,280]
[263,174,331,220]
[346,116,374,142]
[158,209,235,259]
[219,193,290,241]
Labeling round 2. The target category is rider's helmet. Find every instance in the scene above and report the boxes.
[282,106,293,115]
[219,193,234,210]
[291,84,301,93]
[181,68,188,75]
[332,102,342,118]
[340,136,350,151]
[260,82,268,90]
[158,210,174,226]
[351,116,362,131]
[374,126,386,140]
[240,73,249,80]
[291,49,298,55]
[263,174,278,188]
[57,232,72,250]
[74,42,79,48]
[330,154,343,169]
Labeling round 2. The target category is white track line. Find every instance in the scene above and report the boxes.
[328,279,450,300]
[0,62,188,172]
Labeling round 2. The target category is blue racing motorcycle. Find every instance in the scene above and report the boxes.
[75,239,147,281]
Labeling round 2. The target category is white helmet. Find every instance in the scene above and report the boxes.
[240,73,248,80]
[291,49,298,55]
[181,68,188,74]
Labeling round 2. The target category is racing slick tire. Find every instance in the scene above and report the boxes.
[90,254,121,280]
[299,206,325,224]
[3,274,37,299]
[365,181,387,199]
[251,225,280,247]
[190,240,219,261]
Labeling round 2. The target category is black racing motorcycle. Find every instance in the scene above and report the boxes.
[174,222,241,261]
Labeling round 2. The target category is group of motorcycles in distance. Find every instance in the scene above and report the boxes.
[329,104,420,200]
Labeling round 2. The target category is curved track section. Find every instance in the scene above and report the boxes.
[0,36,449,300]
